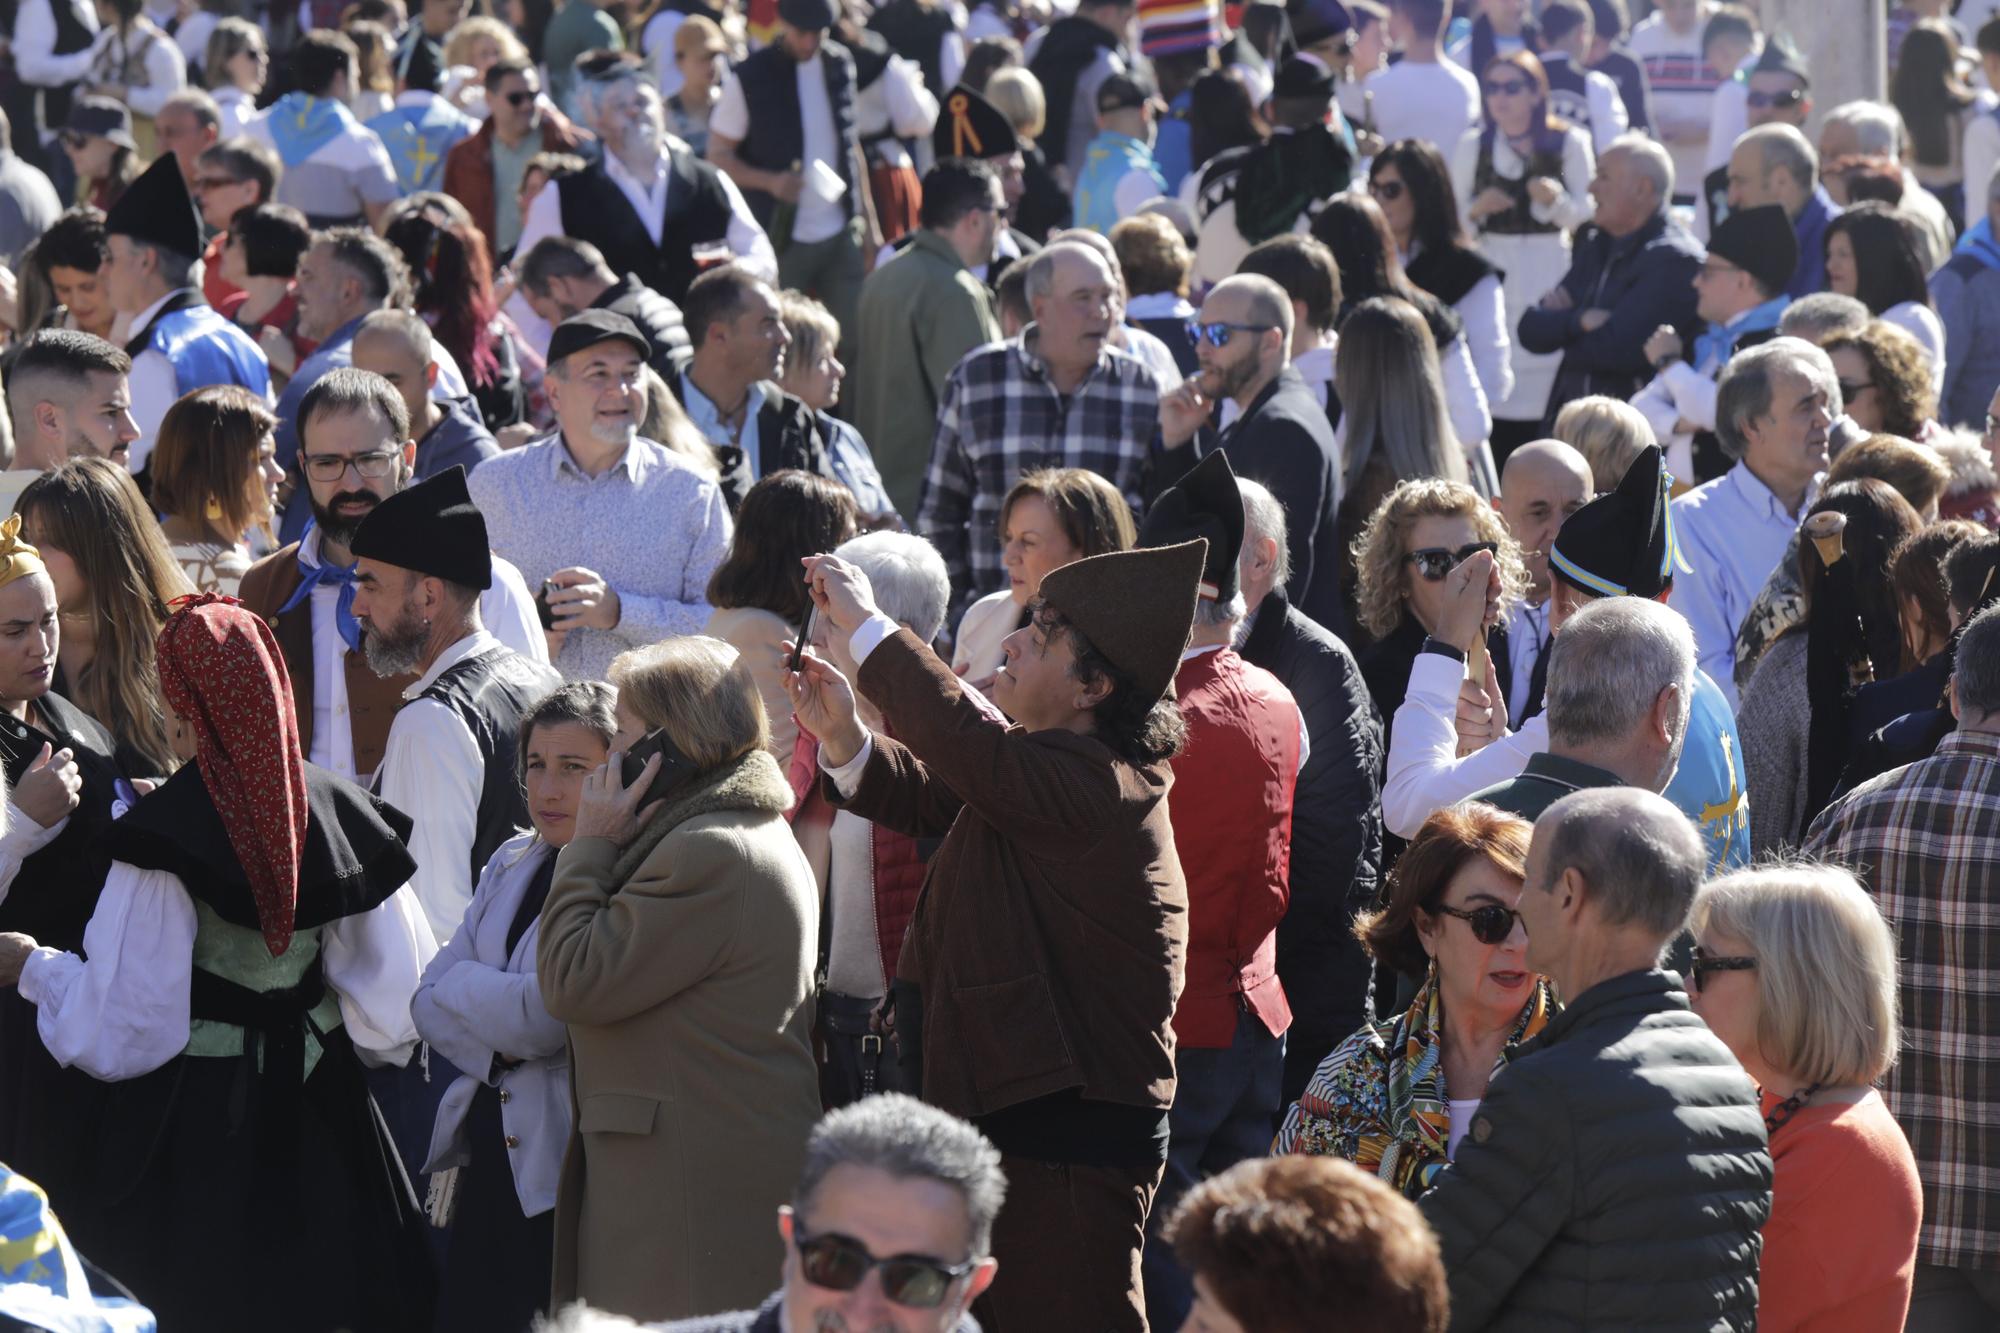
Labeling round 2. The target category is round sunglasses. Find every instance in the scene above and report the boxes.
[1404,541,1499,582]
[794,1229,976,1309]
[1435,902,1523,945]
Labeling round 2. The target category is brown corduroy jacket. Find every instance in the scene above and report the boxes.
[237,543,415,780]
[827,628,1189,1119]
[441,106,594,257]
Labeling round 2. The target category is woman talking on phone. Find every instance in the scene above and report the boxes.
[536,637,822,1323]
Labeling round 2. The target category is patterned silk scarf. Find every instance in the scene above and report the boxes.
[154,595,311,956]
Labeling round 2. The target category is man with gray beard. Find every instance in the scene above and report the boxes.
[349,464,563,946]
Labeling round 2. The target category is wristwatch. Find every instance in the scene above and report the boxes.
[1420,636,1467,664]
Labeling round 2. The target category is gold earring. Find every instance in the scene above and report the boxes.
[204,495,223,522]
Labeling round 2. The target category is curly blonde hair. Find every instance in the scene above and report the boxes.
[444,16,529,69]
[1351,478,1527,641]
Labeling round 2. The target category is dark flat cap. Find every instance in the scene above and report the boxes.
[548,309,653,366]
[1753,30,1810,85]
[1096,72,1153,114]
[778,0,837,31]
[65,94,135,149]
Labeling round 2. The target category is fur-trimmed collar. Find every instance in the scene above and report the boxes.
[609,747,794,882]
[1933,429,2000,496]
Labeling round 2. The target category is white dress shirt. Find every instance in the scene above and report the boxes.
[12,0,100,98]
[124,289,200,477]
[297,528,549,783]
[1382,649,1545,839]
[1505,600,1548,722]
[512,143,777,282]
[374,630,507,942]
[17,864,435,1080]
[1669,461,1819,709]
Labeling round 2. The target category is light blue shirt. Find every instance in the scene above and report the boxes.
[680,377,766,482]
[466,432,734,682]
[1668,461,1820,709]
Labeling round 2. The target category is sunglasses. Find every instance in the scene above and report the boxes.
[58,131,86,149]
[1688,952,1757,993]
[1485,79,1532,97]
[1369,177,1406,201]
[1435,902,1523,945]
[1746,87,1805,110]
[794,1230,976,1309]
[1837,378,1875,399]
[192,174,243,192]
[1404,541,1498,582]
[501,89,537,106]
[1188,320,1276,348]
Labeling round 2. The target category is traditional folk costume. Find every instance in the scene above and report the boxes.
[822,539,1208,1332]
[0,517,130,1257]
[11,597,438,1332]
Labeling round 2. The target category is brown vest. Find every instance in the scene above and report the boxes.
[236,543,415,780]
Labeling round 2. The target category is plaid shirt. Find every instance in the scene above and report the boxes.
[1804,729,2000,1271]
[917,327,1161,622]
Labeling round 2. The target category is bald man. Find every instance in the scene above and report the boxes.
[1723,124,1835,297]
[350,310,501,483]
[1492,439,1594,720]
[1156,273,1349,635]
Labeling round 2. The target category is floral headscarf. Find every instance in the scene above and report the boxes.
[1274,967,1557,1198]
[154,595,310,956]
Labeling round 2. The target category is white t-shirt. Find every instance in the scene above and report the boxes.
[1358,59,1481,163]
[712,56,848,245]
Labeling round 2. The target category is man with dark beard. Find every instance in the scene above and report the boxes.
[238,367,548,790]
[1153,273,1347,638]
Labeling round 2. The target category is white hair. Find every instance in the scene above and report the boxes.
[835,531,951,642]
[1236,478,1292,589]
[1822,99,1906,158]
[1544,596,1695,749]
[1607,132,1674,207]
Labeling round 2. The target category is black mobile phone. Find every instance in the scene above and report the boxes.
[621,727,701,808]
[535,580,559,631]
[788,602,816,672]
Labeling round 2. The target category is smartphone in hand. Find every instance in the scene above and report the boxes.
[620,728,701,809]
[788,603,816,672]
[536,580,560,631]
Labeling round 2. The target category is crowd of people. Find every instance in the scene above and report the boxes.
[0,0,1992,1330]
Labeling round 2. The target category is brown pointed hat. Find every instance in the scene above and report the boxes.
[1036,538,1208,704]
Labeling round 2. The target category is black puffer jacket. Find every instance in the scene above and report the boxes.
[1237,587,1384,1104]
[594,272,693,378]
[1419,969,1772,1333]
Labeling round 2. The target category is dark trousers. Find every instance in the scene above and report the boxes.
[1141,1010,1286,1330]
[974,1155,1163,1333]
[1907,1263,2000,1332]
[366,1045,460,1266]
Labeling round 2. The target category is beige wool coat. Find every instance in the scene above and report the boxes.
[537,749,822,1322]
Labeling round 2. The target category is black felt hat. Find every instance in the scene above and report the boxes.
[1288,0,1354,48]
[1272,52,1338,100]
[103,151,202,260]
[1549,445,1685,600]
[933,85,1020,161]
[778,0,837,30]
[1140,449,1246,603]
[351,466,494,591]
[1707,204,1798,300]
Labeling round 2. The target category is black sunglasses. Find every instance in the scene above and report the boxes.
[1485,78,1532,97]
[1370,177,1406,201]
[1688,953,1757,993]
[1746,87,1806,110]
[794,1230,976,1309]
[1435,902,1523,945]
[1404,541,1498,582]
[502,89,537,106]
[1837,378,1874,399]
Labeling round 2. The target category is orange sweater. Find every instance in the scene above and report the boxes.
[1757,1089,1923,1333]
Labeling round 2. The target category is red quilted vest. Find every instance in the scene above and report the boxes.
[1167,648,1299,1048]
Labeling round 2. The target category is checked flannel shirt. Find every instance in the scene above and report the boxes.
[917,326,1162,625]
[1805,728,2000,1271]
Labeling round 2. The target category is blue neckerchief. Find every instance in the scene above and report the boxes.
[276,527,363,650]
[265,93,356,168]
[1956,215,2000,273]
[1692,294,1790,372]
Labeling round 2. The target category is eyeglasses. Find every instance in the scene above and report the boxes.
[1746,87,1806,110]
[58,131,86,150]
[793,1230,976,1309]
[1188,320,1276,348]
[501,89,537,107]
[1837,378,1875,399]
[1404,541,1499,582]
[192,174,244,192]
[1434,902,1523,945]
[1369,177,1406,202]
[1485,78,1532,98]
[302,450,398,482]
[1688,953,1757,993]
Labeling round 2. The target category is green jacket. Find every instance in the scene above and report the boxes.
[1469,751,1624,823]
[851,228,1002,520]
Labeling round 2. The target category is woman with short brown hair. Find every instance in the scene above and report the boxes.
[1275,803,1556,1198]
[149,385,283,596]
